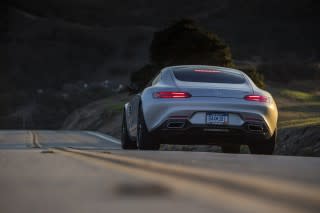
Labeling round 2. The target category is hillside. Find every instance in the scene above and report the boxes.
[2,1,320,129]
[62,94,129,138]
[4,0,320,90]
[63,81,320,156]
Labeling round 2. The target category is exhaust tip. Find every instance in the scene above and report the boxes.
[166,121,186,129]
[247,124,264,132]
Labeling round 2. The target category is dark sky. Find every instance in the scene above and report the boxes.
[8,0,319,27]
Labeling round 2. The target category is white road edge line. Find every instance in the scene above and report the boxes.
[85,131,121,145]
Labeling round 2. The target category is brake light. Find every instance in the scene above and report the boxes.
[194,69,220,73]
[153,91,192,98]
[244,95,269,103]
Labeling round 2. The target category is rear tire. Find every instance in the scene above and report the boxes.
[137,105,160,150]
[221,145,241,154]
[249,129,277,155]
[121,109,137,150]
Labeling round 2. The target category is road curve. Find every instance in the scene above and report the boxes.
[0,130,319,213]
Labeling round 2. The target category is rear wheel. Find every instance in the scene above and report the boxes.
[221,145,241,154]
[137,106,160,150]
[249,129,277,155]
[121,109,137,150]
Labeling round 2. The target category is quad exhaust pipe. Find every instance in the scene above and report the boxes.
[166,120,265,132]
[247,124,264,132]
[166,121,186,129]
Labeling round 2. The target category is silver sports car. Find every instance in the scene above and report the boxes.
[121,65,278,154]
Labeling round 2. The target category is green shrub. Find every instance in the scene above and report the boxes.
[239,66,265,89]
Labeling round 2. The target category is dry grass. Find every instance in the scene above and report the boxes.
[267,81,320,129]
[279,89,319,102]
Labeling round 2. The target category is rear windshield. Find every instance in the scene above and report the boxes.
[173,68,246,84]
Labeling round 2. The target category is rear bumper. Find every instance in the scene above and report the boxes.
[150,120,272,145]
[141,96,278,136]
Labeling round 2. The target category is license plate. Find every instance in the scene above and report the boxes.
[206,112,228,125]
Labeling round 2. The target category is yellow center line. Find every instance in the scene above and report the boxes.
[53,148,320,213]
[27,131,34,148]
[29,131,41,148]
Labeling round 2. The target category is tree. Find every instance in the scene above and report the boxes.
[130,19,233,90]
[131,19,264,90]
[240,66,265,89]
[150,19,233,67]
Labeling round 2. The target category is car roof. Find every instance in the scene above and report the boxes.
[162,65,244,75]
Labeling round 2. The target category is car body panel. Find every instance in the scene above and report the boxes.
[124,65,278,144]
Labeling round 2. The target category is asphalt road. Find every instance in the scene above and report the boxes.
[0,130,319,213]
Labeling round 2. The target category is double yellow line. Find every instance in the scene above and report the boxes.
[29,131,41,148]
[53,148,320,213]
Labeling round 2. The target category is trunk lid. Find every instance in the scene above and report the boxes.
[175,81,253,99]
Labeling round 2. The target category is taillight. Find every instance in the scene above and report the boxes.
[244,95,269,103]
[153,91,192,99]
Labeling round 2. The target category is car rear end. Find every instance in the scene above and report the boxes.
[141,66,278,146]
